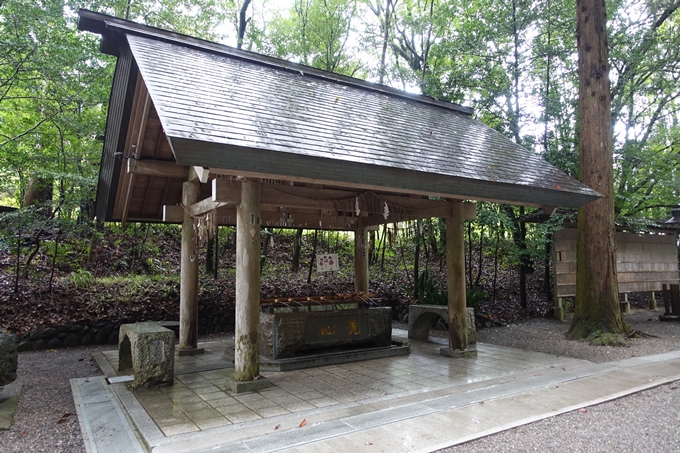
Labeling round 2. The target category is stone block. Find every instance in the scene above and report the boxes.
[64,334,81,348]
[16,342,33,353]
[118,322,175,389]
[260,307,392,359]
[95,330,108,344]
[39,328,57,339]
[0,333,18,385]
[408,305,477,344]
[47,338,63,349]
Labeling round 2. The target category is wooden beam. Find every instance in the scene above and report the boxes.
[462,201,476,220]
[209,167,544,208]
[189,166,209,183]
[167,199,472,228]
[163,204,360,229]
[121,87,151,228]
[213,178,467,214]
[360,201,475,226]
[113,74,143,221]
[163,205,184,223]
[128,158,189,179]
[212,178,242,204]
[188,197,227,217]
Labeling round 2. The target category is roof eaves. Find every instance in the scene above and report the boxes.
[77,9,473,116]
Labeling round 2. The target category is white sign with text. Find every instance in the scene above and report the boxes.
[316,254,339,272]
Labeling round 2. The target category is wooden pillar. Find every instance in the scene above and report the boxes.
[354,225,369,293]
[446,201,468,351]
[234,180,261,381]
[179,181,199,350]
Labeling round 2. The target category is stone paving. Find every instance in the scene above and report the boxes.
[76,329,680,452]
[95,329,588,441]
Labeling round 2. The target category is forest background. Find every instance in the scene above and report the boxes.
[0,0,678,335]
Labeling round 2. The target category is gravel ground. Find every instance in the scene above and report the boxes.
[0,346,106,453]
[1,309,679,453]
[438,309,680,453]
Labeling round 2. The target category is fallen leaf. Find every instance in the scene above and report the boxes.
[62,413,72,418]
[578,408,588,413]
[274,424,280,430]
[479,401,484,405]
[534,374,541,377]
[57,419,68,424]
[365,442,373,445]
[561,367,566,371]
[18,431,27,438]
[299,419,307,428]
[670,386,677,390]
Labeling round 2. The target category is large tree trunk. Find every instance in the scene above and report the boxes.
[568,0,628,338]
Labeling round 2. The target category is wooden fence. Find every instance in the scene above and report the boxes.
[553,229,679,298]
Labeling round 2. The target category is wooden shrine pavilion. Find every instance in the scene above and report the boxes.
[78,9,601,385]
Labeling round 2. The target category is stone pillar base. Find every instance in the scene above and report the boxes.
[649,292,658,310]
[225,369,271,394]
[553,306,564,321]
[440,346,478,358]
[177,347,205,357]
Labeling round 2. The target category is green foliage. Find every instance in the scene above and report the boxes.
[466,286,486,310]
[560,297,573,314]
[0,0,113,211]
[67,269,94,289]
[264,0,366,76]
[407,270,447,305]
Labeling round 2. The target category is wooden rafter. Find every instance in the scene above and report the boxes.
[121,81,151,228]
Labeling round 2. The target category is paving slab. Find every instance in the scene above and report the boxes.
[78,333,680,453]
[270,354,680,453]
[71,376,147,453]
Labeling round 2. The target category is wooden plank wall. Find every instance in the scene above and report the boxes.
[553,229,679,297]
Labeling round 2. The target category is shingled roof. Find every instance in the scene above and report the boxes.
[78,10,600,225]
